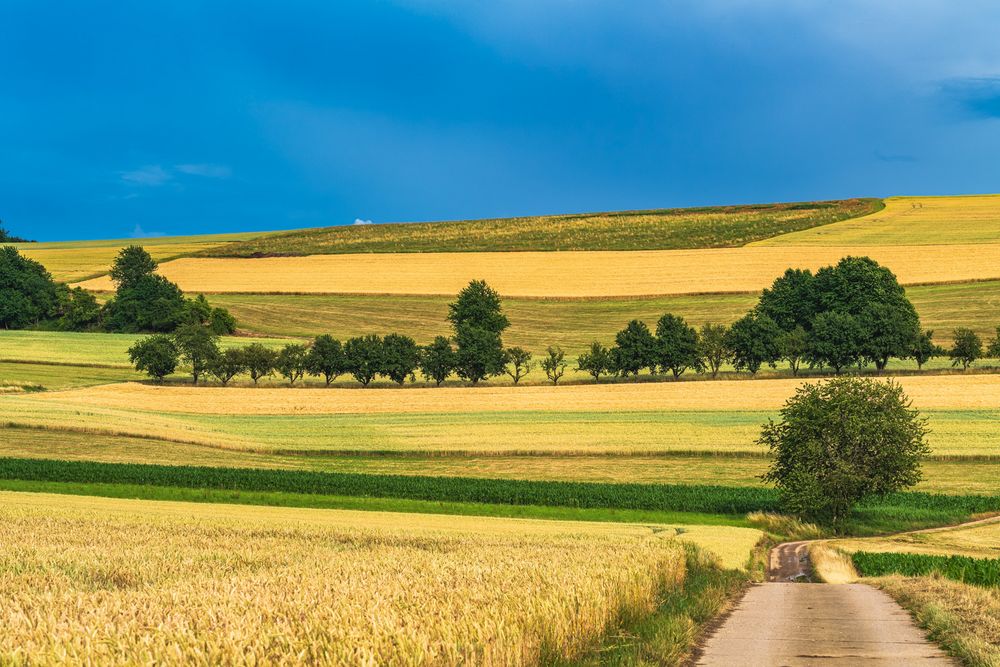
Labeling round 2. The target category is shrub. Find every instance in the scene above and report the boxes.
[503,347,533,385]
[540,346,567,385]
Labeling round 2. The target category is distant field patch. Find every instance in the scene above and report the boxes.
[204,199,881,255]
[832,518,1000,562]
[208,281,1000,349]
[30,375,1000,415]
[75,244,1000,296]
[757,194,1000,246]
[0,490,752,664]
[16,230,269,283]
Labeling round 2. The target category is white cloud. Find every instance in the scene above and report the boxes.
[120,165,172,186]
[130,224,166,238]
[176,163,232,178]
[353,218,374,225]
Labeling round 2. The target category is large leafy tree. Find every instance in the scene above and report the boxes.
[448,280,509,384]
[760,377,929,527]
[806,310,864,374]
[655,313,703,379]
[725,312,781,375]
[344,334,384,386]
[173,323,220,384]
[611,320,658,376]
[128,334,179,382]
[0,246,59,329]
[756,268,818,332]
[103,246,187,332]
[306,335,347,386]
[419,336,456,386]
[381,333,420,385]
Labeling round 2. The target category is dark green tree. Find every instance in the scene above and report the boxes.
[655,314,703,379]
[306,335,346,386]
[276,343,309,385]
[419,336,456,386]
[103,271,186,332]
[540,346,567,385]
[127,334,179,382]
[55,286,100,331]
[208,308,237,335]
[381,333,420,385]
[698,323,730,379]
[241,343,277,386]
[208,347,245,386]
[949,328,982,371]
[807,311,864,374]
[725,312,781,375]
[760,377,929,527]
[503,346,533,385]
[776,325,809,377]
[757,268,818,332]
[0,222,30,243]
[344,335,384,386]
[448,280,509,384]
[183,294,213,325]
[987,327,1000,360]
[0,246,59,329]
[611,320,657,377]
[911,330,944,370]
[109,245,158,290]
[577,341,612,382]
[173,323,220,384]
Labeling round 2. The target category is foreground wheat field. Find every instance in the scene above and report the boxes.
[0,491,759,665]
[74,243,1000,296]
[757,194,1000,246]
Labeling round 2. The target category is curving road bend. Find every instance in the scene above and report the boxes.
[694,542,956,666]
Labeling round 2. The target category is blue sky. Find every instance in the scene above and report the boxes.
[3,1,999,241]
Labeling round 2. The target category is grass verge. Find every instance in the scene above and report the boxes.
[570,546,751,666]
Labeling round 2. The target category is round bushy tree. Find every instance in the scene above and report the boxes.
[760,377,929,527]
[128,334,179,382]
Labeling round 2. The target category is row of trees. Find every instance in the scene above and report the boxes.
[0,244,235,333]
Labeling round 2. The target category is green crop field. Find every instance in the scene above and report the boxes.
[203,199,881,256]
[207,280,1000,350]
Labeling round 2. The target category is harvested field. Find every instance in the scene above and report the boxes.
[0,490,758,664]
[29,374,1000,414]
[74,244,1000,296]
[758,194,1000,246]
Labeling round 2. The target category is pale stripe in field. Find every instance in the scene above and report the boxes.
[26,374,1000,415]
[74,243,1000,296]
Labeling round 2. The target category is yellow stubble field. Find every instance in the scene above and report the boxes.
[74,244,1000,297]
[0,491,761,665]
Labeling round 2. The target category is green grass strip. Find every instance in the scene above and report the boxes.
[0,479,751,526]
[853,551,1000,588]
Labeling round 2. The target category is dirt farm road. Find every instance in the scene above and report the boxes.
[694,541,956,666]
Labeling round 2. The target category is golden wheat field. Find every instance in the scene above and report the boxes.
[0,491,760,665]
[16,231,267,283]
[28,374,1000,415]
[74,244,1000,296]
[757,195,1000,246]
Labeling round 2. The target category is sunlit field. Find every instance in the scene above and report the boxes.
[757,194,1000,246]
[0,491,760,665]
[830,518,1000,561]
[15,230,269,283]
[74,244,1000,296]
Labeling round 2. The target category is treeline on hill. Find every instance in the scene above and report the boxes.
[0,221,32,243]
[129,256,1000,386]
[0,244,234,334]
